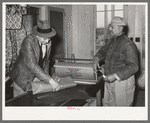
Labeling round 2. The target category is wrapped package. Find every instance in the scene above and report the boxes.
[32,76,77,95]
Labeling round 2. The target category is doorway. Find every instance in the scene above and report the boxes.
[49,8,64,75]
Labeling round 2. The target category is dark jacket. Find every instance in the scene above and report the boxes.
[11,34,52,91]
[94,34,139,80]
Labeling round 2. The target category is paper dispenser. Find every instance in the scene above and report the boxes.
[54,58,97,84]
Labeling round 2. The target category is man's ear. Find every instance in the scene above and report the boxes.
[120,26,123,31]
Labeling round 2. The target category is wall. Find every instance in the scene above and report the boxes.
[49,5,95,59]
[125,5,146,88]
[72,5,94,59]
[48,5,73,59]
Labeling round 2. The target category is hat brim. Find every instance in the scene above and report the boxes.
[32,26,56,39]
[107,24,126,28]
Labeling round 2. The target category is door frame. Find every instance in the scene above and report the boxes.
[48,6,65,58]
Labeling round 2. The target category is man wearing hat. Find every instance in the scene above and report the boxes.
[93,16,139,106]
[11,20,61,97]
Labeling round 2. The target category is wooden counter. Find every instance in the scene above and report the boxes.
[6,76,104,106]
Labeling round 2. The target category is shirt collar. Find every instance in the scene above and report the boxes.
[112,32,125,39]
[36,35,48,46]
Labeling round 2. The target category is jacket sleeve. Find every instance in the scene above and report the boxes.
[21,37,51,83]
[93,39,109,63]
[115,42,139,80]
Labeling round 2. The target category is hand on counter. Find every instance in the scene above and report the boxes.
[49,78,61,92]
[92,57,100,72]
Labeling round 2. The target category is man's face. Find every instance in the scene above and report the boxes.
[37,36,51,45]
[109,25,123,36]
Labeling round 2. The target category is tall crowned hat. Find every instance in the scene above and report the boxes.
[33,20,56,39]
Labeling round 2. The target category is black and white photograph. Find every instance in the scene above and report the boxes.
[2,2,148,121]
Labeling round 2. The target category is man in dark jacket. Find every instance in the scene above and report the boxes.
[11,20,61,97]
[93,16,139,106]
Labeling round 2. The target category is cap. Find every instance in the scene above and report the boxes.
[108,16,126,27]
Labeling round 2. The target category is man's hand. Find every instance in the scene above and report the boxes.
[99,65,105,74]
[93,57,100,72]
[104,74,116,83]
[52,74,61,82]
[49,78,61,92]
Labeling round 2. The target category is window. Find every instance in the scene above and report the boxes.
[95,4,124,53]
[96,4,124,28]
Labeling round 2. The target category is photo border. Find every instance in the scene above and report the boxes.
[1,0,149,122]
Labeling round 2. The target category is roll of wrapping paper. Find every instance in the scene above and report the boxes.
[54,62,96,81]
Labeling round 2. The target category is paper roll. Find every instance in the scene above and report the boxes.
[54,62,96,80]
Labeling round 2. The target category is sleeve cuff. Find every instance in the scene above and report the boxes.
[114,73,121,81]
[49,78,53,84]
[93,57,100,61]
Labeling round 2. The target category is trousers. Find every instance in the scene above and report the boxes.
[103,75,135,106]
